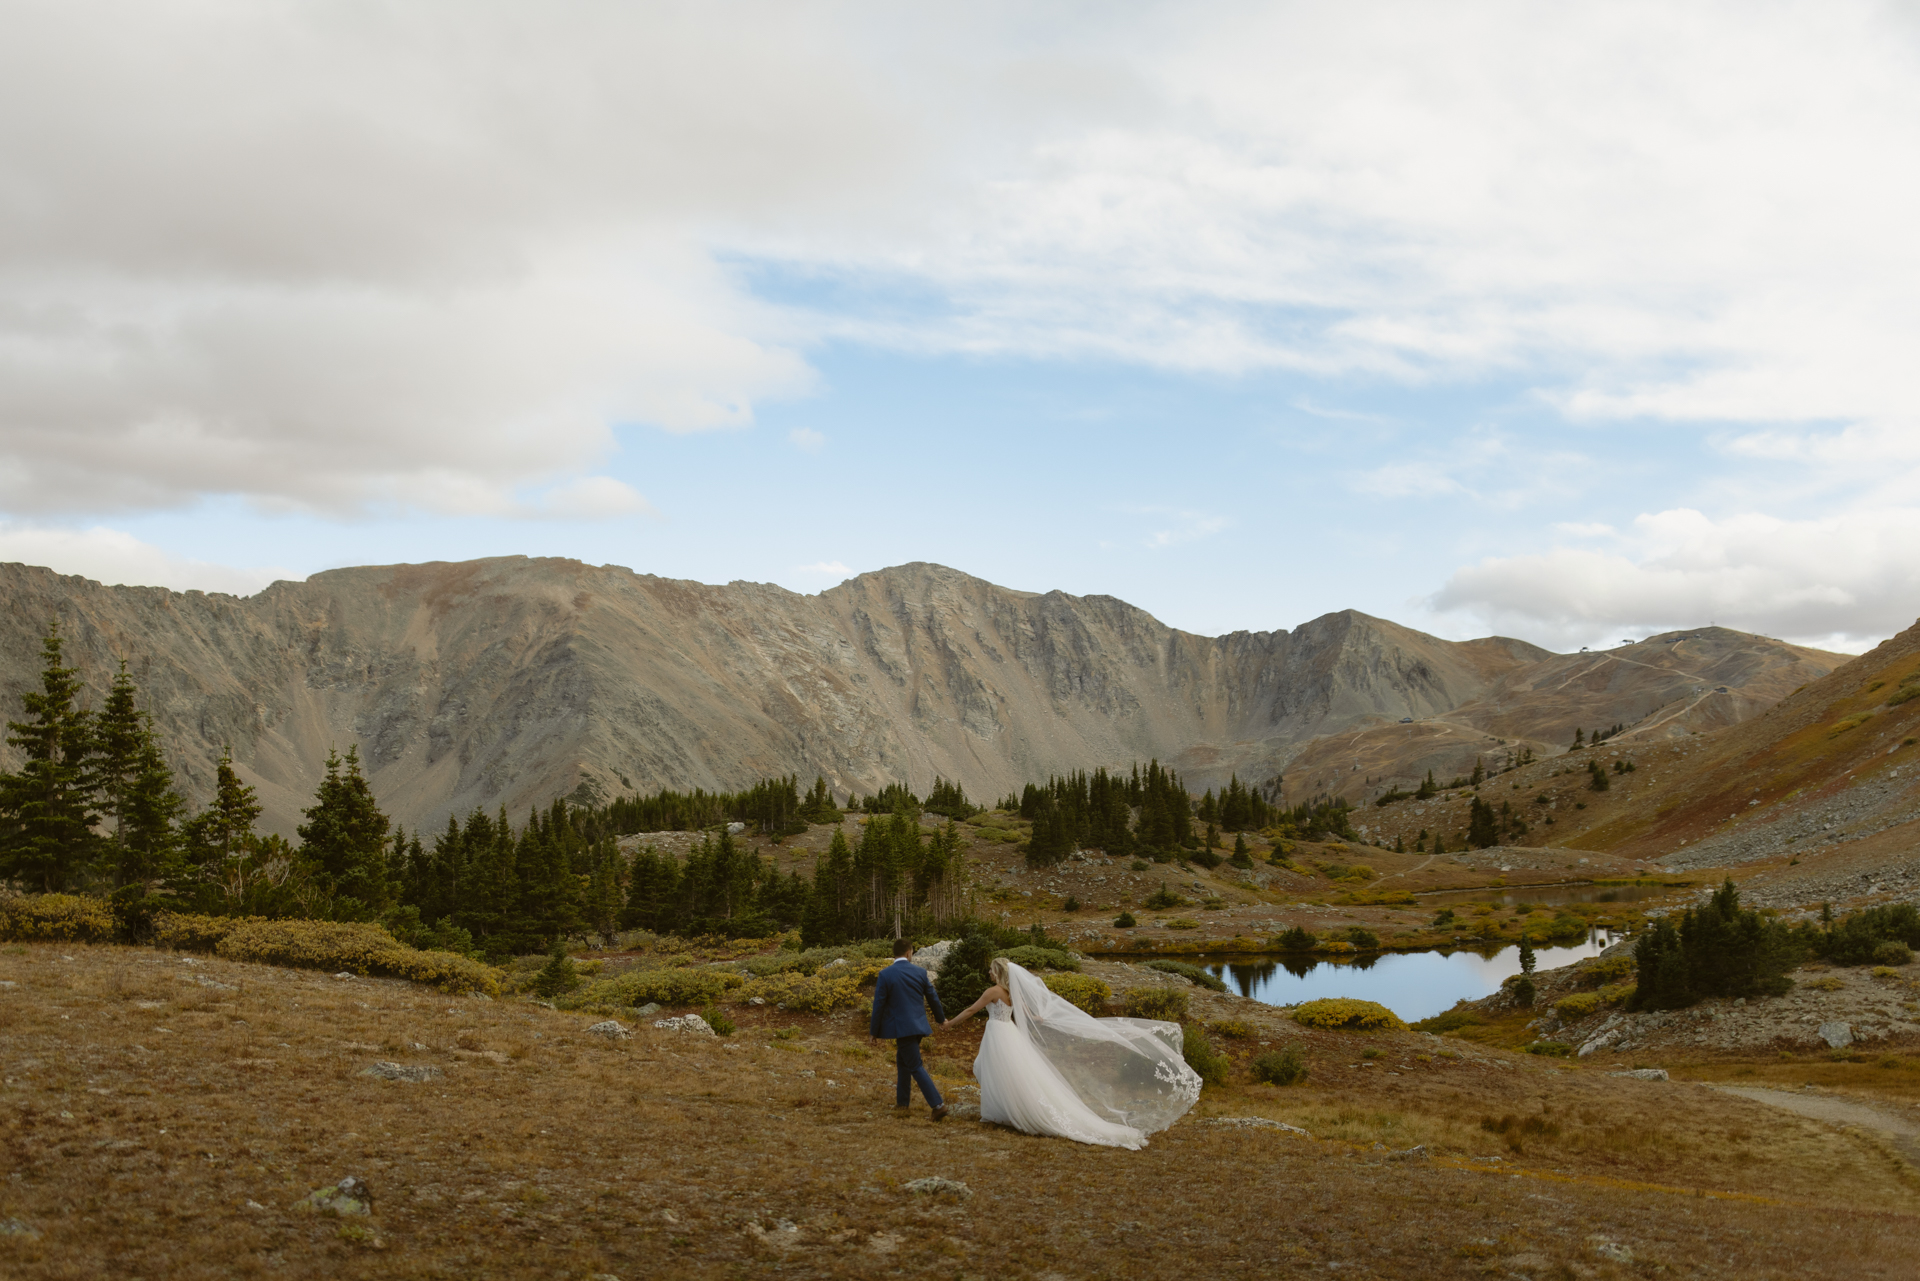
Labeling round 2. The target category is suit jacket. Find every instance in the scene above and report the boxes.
[870,959,946,1040]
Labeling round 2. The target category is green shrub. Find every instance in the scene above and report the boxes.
[1873,940,1914,966]
[999,944,1080,972]
[1182,1024,1230,1086]
[1291,998,1406,1031]
[1123,986,1190,1022]
[1413,1005,1482,1033]
[1208,1017,1256,1039]
[1554,992,1601,1020]
[1164,917,1200,930]
[1061,895,1081,913]
[1583,954,1636,985]
[1274,926,1317,951]
[570,965,736,1009]
[0,893,119,943]
[699,1005,735,1036]
[155,913,505,996]
[1113,911,1137,928]
[1143,882,1183,910]
[1340,927,1381,950]
[1141,959,1227,992]
[730,967,874,1014]
[1524,1041,1573,1057]
[1816,904,1920,965]
[1505,974,1537,1007]
[530,943,579,998]
[1042,973,1112,1015]
[1251,1045,1308,1086]
[936,930,996,1016]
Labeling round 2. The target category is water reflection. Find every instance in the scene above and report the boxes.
[1418,882,1678,908]
[1189,929,1622,1024]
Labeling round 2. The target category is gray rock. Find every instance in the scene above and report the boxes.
[1589,1238,1634,1264]
[726,821,748,835]
[943,1102,981,1120]
[1387,1145,1430,1162]
[294,1175,374,1216]
[911,939,957,978]
[903,1176,972,1198]
[634,1003,661,1017]
[1610,1068,1669,1081]
[653,1014,716,1036]
[361,1061,443,1083]
[585,1020,632,1040]
[1209,1116,1313,1136]
[1819,1021,1854,1049]
[0,1218,37,1238]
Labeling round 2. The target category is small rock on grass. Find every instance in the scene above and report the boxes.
[1819,1021,1854,1049]
[1209,1116,1313,1137]
[0,1218,38,1238]
[653,1014,715,1036]
[294,1175,374,1217]
[585,1020,631,1040]
[1589,1237,1634,1264]
[635,1002,661,1017]
[903,1176,972,1198]
[1610,1068,1668,1081]
[361,1061,443,1083]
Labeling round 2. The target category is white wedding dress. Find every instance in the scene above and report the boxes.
[973,962,1201,1149]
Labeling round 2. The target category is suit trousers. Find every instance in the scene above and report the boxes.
[894,1035,943,1108]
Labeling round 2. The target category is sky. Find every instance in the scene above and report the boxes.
[4,1,1920,654]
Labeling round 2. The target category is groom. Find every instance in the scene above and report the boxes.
[870,938,949,1121]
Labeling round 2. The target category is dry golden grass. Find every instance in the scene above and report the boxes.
[3,941,1919,1279]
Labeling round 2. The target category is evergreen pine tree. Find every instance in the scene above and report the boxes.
[1518,932,1536,975]
[1468,797,1497,849]
[581,837,625,945]
[117,721,185,886]
[182,749,262,866]
[296,746,391,918]
[530,940,578,997]
[0,624,100,890]
[1230,832,1253,869]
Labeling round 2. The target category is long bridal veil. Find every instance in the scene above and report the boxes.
[1003,961,1201,1134]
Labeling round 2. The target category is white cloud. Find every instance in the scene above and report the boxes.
[0,524,292,596]
[795,560,853,577]
[788,428,827,453]
[1135,510,1228,549]
[7,0,1920,532]
[1429,506,1920,651]
[524,477,655,521]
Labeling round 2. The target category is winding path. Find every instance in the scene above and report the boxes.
[1710,1084,1920,1168]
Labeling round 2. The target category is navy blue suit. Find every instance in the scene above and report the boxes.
[871,959,948,1108]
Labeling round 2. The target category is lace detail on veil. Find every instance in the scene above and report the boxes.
[1002,962,1202,1135]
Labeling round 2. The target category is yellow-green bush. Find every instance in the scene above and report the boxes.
[1598,982,1636,1005]
[1316,940,1357,955]
[1582,954,1636,985]
[1290,998,1406,1032]
[156,912,503,996]
[1554,992,1602,1020]
[1123,986,1190,1022]
[1207,1017,1256,1039]
[0,893,118,943]
[731,963,882,1014]
[570,965,742,1009]
[1164,917,1200,930]
[1042,973,1113,1015]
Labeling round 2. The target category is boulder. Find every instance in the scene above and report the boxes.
[294,1175,374,1216]
[634,1003,662,1018]
[585,1020,632,1041]
[361,1061,442,1083]
[911,940,957,978]
[653,1014,716,1037]
[1610,1068,1668,1081]
[1819,1021,1854,1049]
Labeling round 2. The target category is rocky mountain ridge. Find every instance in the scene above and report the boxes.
[0,556,1847,836]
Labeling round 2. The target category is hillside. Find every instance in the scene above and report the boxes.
[0,557,1845,836]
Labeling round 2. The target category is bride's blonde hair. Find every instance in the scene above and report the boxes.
[989,957,1009,987]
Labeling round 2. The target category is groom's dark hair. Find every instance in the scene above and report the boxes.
[892,937,912,957]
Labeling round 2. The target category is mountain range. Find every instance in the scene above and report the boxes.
[0,556,1846,836]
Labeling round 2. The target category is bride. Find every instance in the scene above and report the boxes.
[951,958,1200,1149]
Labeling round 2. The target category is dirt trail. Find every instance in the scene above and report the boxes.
[1711,1084,1920,1168]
